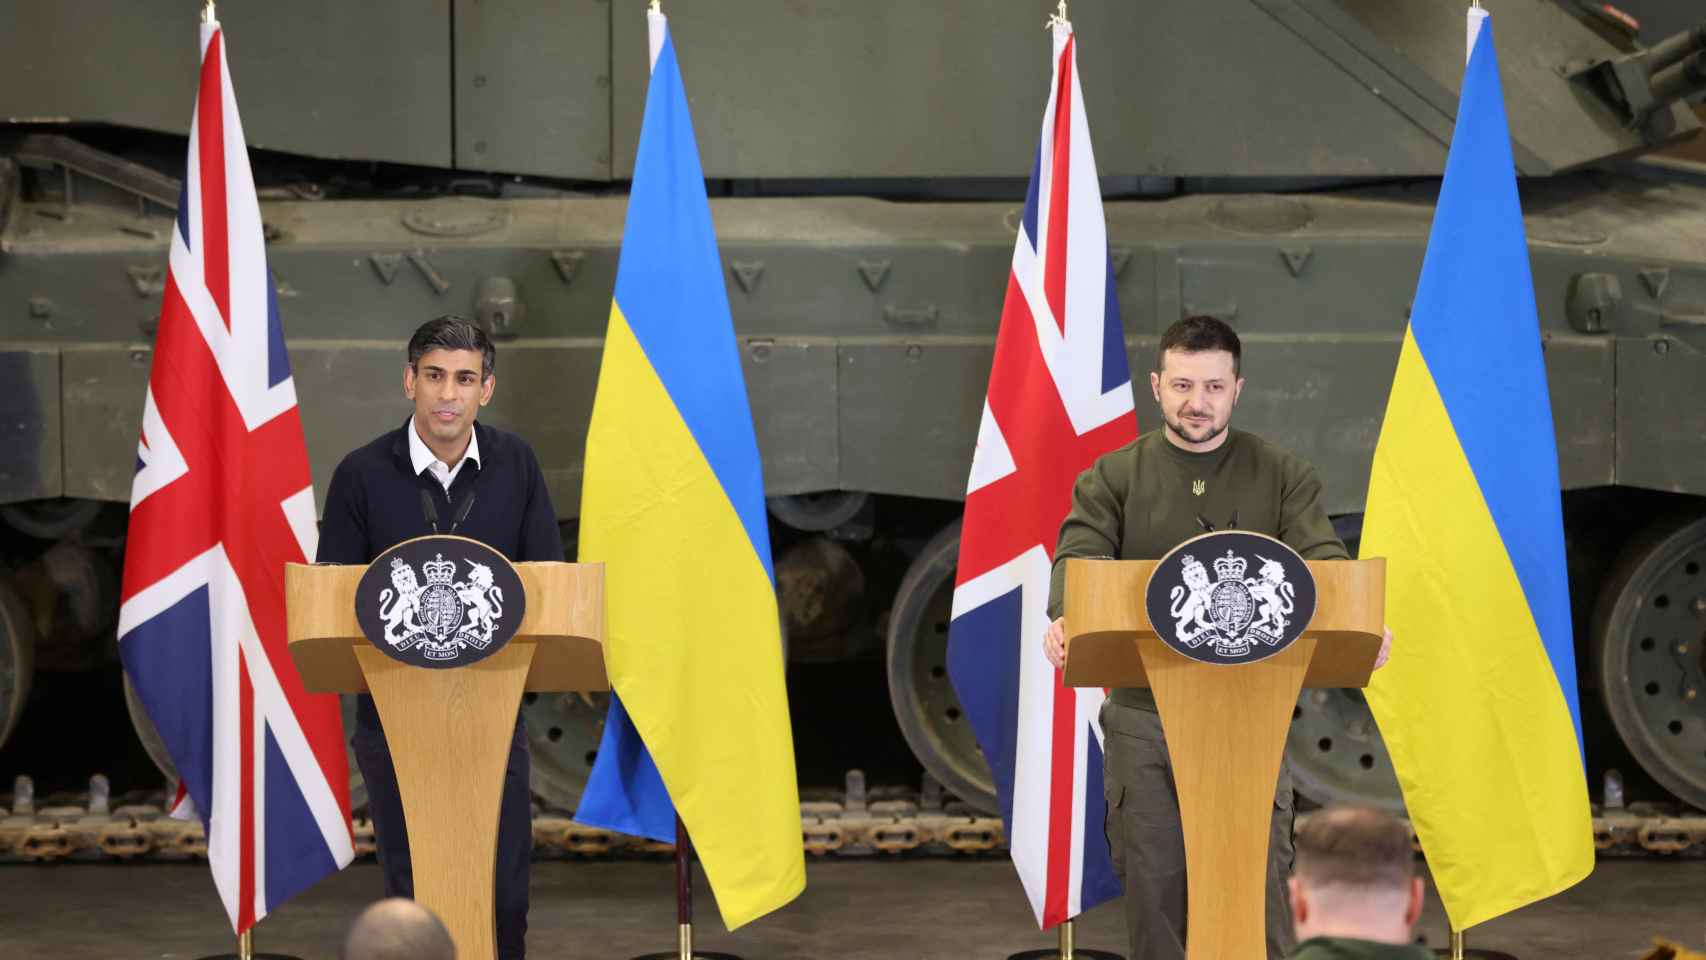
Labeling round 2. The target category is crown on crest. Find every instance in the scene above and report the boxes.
[390,556,409,575]
[1213,550,1247,581]
[423,554,456,586]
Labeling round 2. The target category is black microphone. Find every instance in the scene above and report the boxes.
[448,492,477,534]
[420,489,440,534]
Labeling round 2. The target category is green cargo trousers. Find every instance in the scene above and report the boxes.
[1100,698,1297,960]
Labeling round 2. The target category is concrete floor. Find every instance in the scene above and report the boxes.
[0,858,1699,960]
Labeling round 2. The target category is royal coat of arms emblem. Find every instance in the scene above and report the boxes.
[356,536,526,669]
[1145,531,1316,665]
[379,553,507,660]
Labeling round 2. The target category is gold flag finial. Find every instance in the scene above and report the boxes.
[1046,0,1069,30]
[649,0,661,13]
[202,0,216,23]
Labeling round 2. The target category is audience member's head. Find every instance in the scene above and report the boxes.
[342,897,456,960]
[1289,805,1424,946]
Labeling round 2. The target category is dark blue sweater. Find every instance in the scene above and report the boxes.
[317,419,562,567]
[317,418,563,732]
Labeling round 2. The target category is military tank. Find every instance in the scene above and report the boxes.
[1,0,1705,822]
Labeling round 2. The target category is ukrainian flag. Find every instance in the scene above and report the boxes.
[574,8,805,929]
[1361,7,1593,929]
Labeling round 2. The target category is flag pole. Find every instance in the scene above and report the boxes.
[195,31,284,946]
[193,923,300,960]
[193,11,281,960]
[1438,17,1517,959]
[1046,0,1068,30]
[631,815,742,960]
[1434,925,1518,959]
[1006,918,1122,960]
[1007,19,1109,960]
[1003,9,1120,960]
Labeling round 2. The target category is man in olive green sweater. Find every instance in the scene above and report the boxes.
[1287,806,1433,959]
[1041,316,1391,960]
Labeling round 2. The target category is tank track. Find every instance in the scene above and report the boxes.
[0,772,1699,864]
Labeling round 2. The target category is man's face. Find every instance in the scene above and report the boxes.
[1149,348,1243,450]
[404,348,493,452]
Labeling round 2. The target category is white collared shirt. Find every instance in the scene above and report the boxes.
[408,418,480,494]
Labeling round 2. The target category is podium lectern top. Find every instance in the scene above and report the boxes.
[1061,556,1384,689]
[285,560,607,693]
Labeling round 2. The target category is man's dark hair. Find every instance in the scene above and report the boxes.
[408,315,495,381]
[1157,315,1241,375]
[342,898,455,960]
[1293,805,1415,892]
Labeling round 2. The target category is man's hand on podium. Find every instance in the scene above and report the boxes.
[1375,625,1393,670]
[1044,617,1066,671]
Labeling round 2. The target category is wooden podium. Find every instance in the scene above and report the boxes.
[285,557,606,960]
[1062,555,1385,960]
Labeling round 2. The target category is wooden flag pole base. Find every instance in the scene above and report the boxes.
[1006,919,1123,960]
[630,816,743,960]
[194,928,302,960]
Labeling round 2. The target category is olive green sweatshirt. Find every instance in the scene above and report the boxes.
[1047,428,1348,710]
[1289,936,1435,960]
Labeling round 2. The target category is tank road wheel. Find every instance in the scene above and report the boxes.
[0,578,37,751]
[1594,513,1706,811]
[523,691,608,812]
[1286,689,1405,811]
[885,520,998,813]
[124,675,370,811]
[1284,513,1405,811]
[123,672,178,796]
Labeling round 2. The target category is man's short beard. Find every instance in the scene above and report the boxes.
[1164,412,1228,445]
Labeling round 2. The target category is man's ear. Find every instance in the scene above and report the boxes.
[1149,370,1162,404]
[480,374,496,407]
[403,363,417,400]
[1288,876,1309,927]
[1403,876,1425,929]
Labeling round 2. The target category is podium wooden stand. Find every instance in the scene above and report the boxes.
[285,559,606,960]
[1062,556,1384,960]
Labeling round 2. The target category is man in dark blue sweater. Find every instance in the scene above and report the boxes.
[317,316,561,960]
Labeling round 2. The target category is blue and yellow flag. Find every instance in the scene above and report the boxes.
[574,8,805,929]
[1362,7,1593,929]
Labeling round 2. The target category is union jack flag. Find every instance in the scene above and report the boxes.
[117,19,352,933]
[946,19,1135,928]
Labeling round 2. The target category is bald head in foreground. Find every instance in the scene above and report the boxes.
[1288,806,1433,959]
[342,898,456,960]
